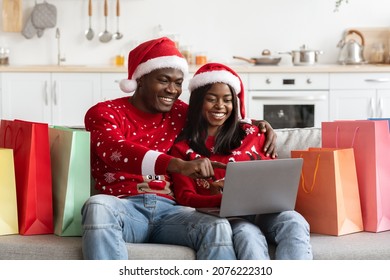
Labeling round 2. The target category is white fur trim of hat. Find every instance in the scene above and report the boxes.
[188,70,241,94]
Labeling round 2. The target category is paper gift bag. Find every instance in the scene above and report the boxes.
[0,148,19,235]
[49,126,91,236]
[322,120,390,232]
[0,119,53,235]
[368,118,390,129]
[291,148,363,236]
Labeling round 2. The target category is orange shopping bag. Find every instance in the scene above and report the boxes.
[291,148,363,236]
[322,120,390,232]
[0,119,53,235]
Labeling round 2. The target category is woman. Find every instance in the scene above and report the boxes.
[170,63,313,260]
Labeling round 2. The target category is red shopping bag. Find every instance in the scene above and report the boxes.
[0,119,53,235]
[291,148,363,236]
[322,120,390,232]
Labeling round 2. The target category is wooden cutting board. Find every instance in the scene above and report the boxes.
[2,0,23,32]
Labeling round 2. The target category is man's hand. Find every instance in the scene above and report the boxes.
[168,158,226,179]
[253,120,278,158]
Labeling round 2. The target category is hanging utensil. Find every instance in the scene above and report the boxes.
[98,0,112,43]
[85,0,94,40]
[113,0,123,40]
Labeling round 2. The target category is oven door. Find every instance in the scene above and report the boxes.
[248,91,329,129]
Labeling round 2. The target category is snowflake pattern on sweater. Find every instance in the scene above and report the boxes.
[84,96,188,199]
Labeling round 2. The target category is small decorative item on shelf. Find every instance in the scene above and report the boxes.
[334,0,349,12]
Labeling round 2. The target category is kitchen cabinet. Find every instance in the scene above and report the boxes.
[101,73,127,101]
[329,73,390,120]
[1,72,101,127]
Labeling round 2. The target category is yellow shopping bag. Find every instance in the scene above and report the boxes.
[0,148,19,235]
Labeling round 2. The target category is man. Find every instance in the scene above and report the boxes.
[82,37,276,260]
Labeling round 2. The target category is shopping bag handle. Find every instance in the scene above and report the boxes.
[2,124,23,153]
[335,126,360,148]
[300,153,320,194]
[13,128,24,153]
[3,125,12,146]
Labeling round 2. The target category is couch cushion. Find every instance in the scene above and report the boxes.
[310,231,390,260]
[0,235,195,260]
[275,128,321,158]
[2,231,390,260]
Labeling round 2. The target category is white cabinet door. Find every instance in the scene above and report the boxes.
[376,90,390,118]
[330,73,390,120]
[1,72,51,123]
[329,90,376,120]
[1,72,101,127]
[101,73,127,101]
[52,73,101,126]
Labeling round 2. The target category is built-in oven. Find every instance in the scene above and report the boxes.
[247,73,329,129]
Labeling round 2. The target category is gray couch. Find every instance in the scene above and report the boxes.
[1,127,390,260]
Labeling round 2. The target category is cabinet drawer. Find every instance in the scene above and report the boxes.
[330,73,390,89]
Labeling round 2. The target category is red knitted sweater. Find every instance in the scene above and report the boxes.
[84,96,188,199]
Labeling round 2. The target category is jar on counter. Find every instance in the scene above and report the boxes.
[0,47,10,66]
[369,43,385,64]
[180,45,193,65]
[195,52,207,66]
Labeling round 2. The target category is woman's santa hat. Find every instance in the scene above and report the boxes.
[119,37,189,93]
[189,63,246,119]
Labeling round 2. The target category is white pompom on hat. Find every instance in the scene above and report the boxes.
[188,63,246,119]
[119,37,189,93]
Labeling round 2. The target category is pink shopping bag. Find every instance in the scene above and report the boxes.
[322,120,390,232]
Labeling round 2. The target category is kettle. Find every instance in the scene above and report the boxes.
[337,29,365,65]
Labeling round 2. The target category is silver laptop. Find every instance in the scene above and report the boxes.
[197,158,303,217]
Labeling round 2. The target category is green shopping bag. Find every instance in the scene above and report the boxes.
[49,126,91,236]
[0,148,19,235]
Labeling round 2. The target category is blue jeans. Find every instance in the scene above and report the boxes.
[81,194,236,260]
[229,211,312,260]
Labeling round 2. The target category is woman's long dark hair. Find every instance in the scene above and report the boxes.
[176,83,246,157]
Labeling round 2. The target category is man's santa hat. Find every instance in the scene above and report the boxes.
[119,37,189,93]
[188,63,246,119]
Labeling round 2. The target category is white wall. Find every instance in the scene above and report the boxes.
[1,0,390,66]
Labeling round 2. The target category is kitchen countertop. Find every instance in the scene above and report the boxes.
[2,64,390,73]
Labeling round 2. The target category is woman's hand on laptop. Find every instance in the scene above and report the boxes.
[209,178,225,195]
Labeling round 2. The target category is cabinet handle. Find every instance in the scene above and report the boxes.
[44,81,49,105]
[378,98,383,118]
[53,81,57,106]
[364,78,390,83]
[370,98,375,118]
